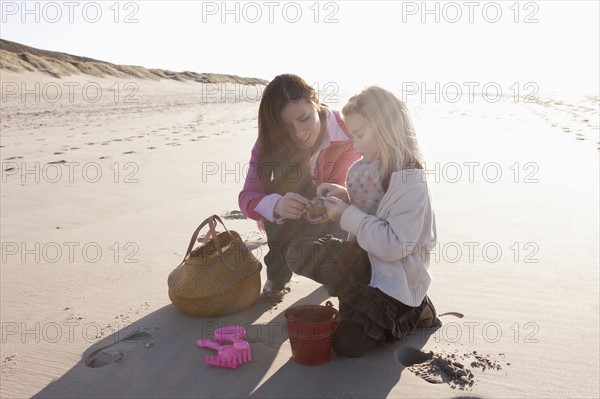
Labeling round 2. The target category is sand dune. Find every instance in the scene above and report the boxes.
[0,39,268,84]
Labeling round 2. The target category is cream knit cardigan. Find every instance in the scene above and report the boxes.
[340,168,437,307]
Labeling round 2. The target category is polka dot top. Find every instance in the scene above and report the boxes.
[346,159,385,216]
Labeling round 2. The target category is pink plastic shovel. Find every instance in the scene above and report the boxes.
[196,339,252,369]
[214,325,247,343]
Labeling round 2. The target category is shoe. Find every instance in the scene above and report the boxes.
[416,297,442,328]
[261,279,291,303]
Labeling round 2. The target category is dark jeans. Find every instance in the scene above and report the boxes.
[285,236,370,295]
[263,219,344,287]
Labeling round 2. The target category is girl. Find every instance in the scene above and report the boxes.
[287,86,440,357]
[238,74,360,301]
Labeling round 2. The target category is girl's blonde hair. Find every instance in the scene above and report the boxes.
[342,86,424,181]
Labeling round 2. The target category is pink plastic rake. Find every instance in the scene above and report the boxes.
[196,326,252,369]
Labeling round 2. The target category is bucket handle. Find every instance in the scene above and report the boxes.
[325,301,338,321]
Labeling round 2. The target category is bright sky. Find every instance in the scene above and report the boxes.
[1,0,598,95]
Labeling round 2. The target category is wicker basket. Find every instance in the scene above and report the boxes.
[168,215,262,317]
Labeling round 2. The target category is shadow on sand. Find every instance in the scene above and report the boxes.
[34,286,439,398]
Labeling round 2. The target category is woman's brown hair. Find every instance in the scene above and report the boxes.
[257,74,325,196]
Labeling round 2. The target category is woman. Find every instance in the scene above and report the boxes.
[238,74,360,301]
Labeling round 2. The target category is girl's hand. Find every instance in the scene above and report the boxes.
[316,183,350,204]
[323,196,350,222]
[274,192,310,220]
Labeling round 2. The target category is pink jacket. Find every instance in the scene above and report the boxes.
[239,109,360,222]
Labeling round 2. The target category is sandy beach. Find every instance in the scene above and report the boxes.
[1,66,598,398]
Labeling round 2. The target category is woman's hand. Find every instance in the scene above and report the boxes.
[273,192,310,220]
[316,183,350,204]
[323,196,350,222]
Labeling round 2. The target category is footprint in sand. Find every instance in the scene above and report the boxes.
[243,235,267,251]
[395,348,452,385]
[85,331,152,368]
[221,210,247,220]
[2,354,17,375]
[395,347,433,367]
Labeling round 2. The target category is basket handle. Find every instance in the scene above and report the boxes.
[181,215,235,269]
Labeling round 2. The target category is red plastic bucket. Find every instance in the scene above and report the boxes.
[284,301,340,366]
